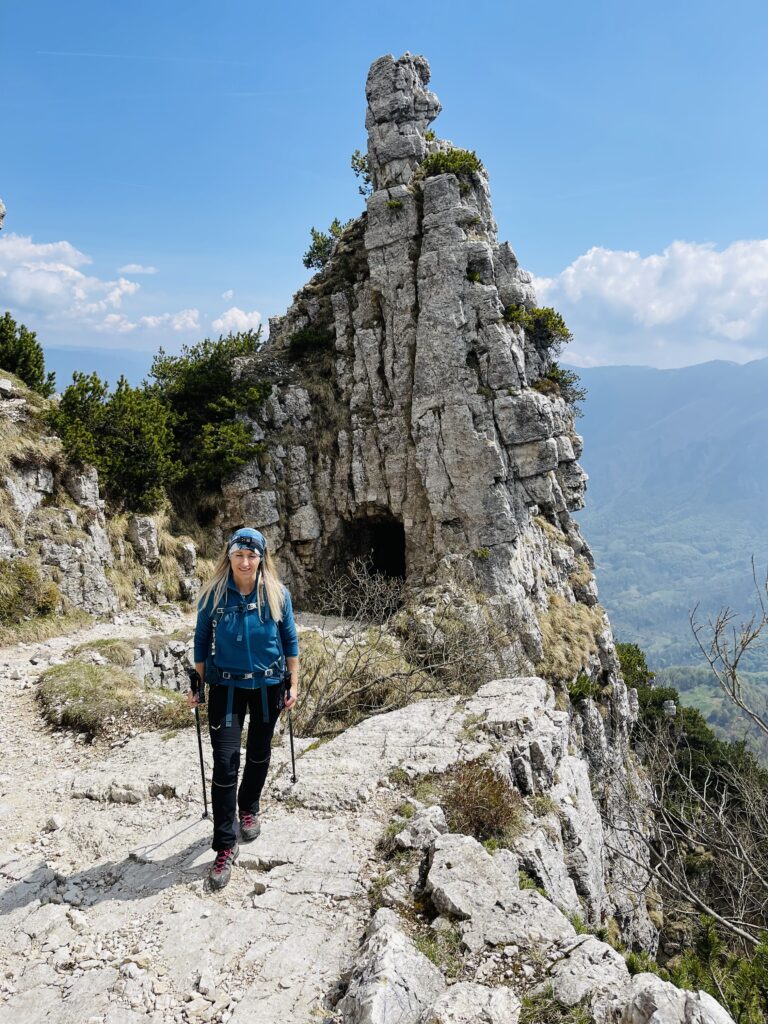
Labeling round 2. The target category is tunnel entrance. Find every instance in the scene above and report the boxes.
[342,516,406,580]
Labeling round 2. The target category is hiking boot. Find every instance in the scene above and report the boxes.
[239,812,261,842]
[209,844,239,889]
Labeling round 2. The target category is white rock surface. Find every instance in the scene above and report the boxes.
[420,982,521,1023]
[338,909,446,1024]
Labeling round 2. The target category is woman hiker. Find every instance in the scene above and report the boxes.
[188,526,299,889]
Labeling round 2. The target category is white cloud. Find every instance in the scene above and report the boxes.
[212,306,262,334]
[0,232,139,320]
[0,231,203,343]
[221,288,234,300]
[95,308,201,333]
[533,240,768,367]
[139,308,200,331]
[118,263,157,274]
[99,314,137,334]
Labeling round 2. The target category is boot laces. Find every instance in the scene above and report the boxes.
[241,813,255,828]
[214,848,233,871]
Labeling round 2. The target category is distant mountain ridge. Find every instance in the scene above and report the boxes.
[571,356,768,669]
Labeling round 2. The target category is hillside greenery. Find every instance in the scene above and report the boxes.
[0,311,55,396]
[49,330,269,513]
[616,642,768,1020]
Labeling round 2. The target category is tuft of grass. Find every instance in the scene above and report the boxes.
[0,413,61,478]
[567,673,601,703]
[566,911,591,935]
[417,760,526,845]
[386,199,403,210]
[414,927,463,979]
[38,660,192,738]
[368,872,390,913]
[0,558,60,625]
[519,984,592,1024]
[70,638,136,668]
[532,794,558,817]
[519,868,547,897]
[535,594,605,683]
[0,608,91,648]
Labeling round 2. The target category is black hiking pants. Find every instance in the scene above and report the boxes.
[208,682,283,851]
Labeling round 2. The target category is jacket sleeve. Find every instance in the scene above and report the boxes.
[194,593,214,663]
[278,589,299,658]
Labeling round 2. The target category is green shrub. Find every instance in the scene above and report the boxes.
[567,673,601,703]
[0,312,55,396]
[146,330,269,492]
[531,364,587,414]
[0,558,60,624]
[420,148,484,179]
[303,218,352,270]
[196,421,265,483]
[668,918,768,1024]
[504,305,572,351]
[288,325,335,358]
[386,199,403,210]
[49,372,180,512]
[351,149,372,197]
[466,269,483,283]
[616,642,656,690]
[424,129,436,142]
[472,547,491,560]
[625,950,669,978]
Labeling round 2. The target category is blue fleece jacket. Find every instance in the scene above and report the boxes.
[194,576,299,678]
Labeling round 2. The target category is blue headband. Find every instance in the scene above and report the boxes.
[228,528,266,557]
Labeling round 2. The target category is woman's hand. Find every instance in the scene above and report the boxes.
[187,689,200,708]
[284,685,298,711]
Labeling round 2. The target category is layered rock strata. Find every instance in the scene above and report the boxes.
[223,53,596,673]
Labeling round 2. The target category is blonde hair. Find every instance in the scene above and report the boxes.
[197,543,287,622]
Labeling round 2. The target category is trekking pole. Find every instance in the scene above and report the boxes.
[282,672,297,784]
[186,668,209,818]
[288,712,297,785]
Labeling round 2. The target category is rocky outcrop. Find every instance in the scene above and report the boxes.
[0,375,119,615]
[209,52,657,953]
[223,53,587,663]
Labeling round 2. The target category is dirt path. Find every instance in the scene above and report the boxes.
[0,608,396,1024]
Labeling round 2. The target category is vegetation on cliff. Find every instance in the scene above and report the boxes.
[48,330,269,513]
[616,642,768,1020]
[0,311,55,397]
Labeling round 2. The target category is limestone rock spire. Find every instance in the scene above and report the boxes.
[365,53,441,189]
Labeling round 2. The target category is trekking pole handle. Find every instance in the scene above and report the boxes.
[186,666,206,706]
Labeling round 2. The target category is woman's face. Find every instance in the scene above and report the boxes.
[229,547,261,589]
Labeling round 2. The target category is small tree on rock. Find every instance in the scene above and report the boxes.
[0,311,55,396]
[302,218,351,270]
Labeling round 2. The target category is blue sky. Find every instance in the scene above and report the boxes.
[1,0,767,384]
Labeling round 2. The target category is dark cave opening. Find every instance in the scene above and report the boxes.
[342,516,406,580]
